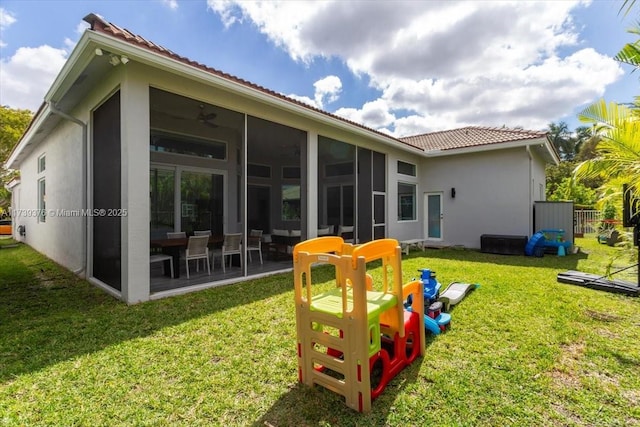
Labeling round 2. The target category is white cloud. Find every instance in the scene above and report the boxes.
[75,20,89,36]
[314,75,342,105]
[0,7,17,48]
[163,0,179,10]
[288,75,342,109]
[210,0,624,135]
[0,17,87,110]
[334,99,396,130]
[0,7,16,28]
[0,45,68,110]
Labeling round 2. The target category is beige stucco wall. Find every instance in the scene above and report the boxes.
[12,117,84,272]
[419,147,536,249]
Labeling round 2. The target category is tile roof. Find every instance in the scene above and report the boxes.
[399,126,548,152]
[75,15,553,159]
[83,13,421,152]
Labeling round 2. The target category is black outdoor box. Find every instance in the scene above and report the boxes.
[480,234,528,255]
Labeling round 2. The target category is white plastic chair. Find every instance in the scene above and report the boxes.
[211,233,243,273]
[247,229,263,264]
[185,235,210,279]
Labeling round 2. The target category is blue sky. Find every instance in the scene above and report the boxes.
[0,0,637,137]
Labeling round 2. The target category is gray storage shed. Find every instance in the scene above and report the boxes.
[534,201,574,249]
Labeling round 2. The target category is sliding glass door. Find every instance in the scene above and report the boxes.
[150,166,225,238]
[150,167,175,239]
[180,171,224,235]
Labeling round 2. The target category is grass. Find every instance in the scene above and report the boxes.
[1,236,639,426]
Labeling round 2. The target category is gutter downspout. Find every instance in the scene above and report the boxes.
[526,145,533,235]
[49,102,88,276]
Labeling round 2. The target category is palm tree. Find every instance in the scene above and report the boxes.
[573,99,639,215]
[614,0,640,119]
[548,121,575,160]
[615,25,640,72]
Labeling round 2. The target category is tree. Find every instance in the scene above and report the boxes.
[572,0,640,218]
[615,0,640,73]
[573,99,639,216]
[547,177,597,207]
[547,121,573,160]
[0,106,33,213]
[545,123,599,204]
[547,121,593,161]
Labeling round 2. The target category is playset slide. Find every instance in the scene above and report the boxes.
[408,269,478,335]
[438,282,479,311]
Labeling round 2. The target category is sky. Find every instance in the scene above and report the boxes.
[0,0,637,138]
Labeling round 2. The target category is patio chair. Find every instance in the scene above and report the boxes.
[247,229,263,264]
[185,235,210,279]
[193,230,212,236]
[338,225,354,243]
[211,233,243,273]
[317,225,333,236]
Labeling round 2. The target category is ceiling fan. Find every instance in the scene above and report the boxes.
[197,104,218,128]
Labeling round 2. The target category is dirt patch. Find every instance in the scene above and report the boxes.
[551,402,584,426]
[623,389,640,406]
[560,341,585,363]
[586,369,620,389]
[549,369,581,389]
[584,309,622,322]
[595,328,619,339]
[547,342,585,389]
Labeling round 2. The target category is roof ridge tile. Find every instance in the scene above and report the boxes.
[82,12,421,151]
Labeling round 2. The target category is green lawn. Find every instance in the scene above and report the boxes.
[1,237,638,426]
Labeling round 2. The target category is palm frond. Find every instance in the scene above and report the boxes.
[615,41,640,69]
[574,99,640,191]
[619,0,637,17]
[578,99,632,129]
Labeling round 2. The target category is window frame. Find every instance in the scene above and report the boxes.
[150,130,227,161]
[397,160,416,177]
[38,177,46,223]
[397,181,417,222]
[38,154,46,173]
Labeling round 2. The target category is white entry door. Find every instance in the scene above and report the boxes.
[424,192,443,240]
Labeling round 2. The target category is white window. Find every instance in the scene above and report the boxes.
[397,160,416,177]
[398,182,416,221]
[38,178,46,222]
[38,154,46,173]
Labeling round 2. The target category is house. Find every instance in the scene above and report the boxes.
[400,126,558,249]
[5,13,559,304]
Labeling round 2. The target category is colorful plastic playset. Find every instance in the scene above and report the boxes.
[525,228,572,257]
[293,236,477,412]
[406,268,479,335]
